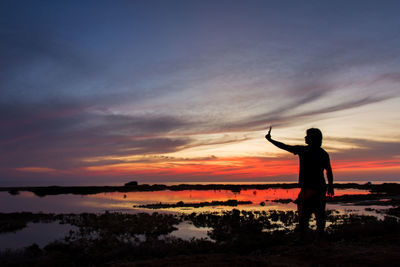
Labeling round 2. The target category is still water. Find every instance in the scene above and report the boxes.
[0,188,369,213]
[0,222,76,250]
[0,188,379,251]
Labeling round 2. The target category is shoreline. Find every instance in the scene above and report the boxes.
[1,182,400,197]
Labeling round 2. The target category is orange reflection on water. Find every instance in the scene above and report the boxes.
[87,188,369,207]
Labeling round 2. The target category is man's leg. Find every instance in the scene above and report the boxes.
[315,192,327,236]
[297,190,312,234]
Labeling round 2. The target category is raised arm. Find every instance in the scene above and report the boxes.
[265,127,296,153]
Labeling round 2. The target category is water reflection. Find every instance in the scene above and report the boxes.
[0,222,76,250]
[88,188,369,213]
[0,188,369,214]
[0,192,108,213]
[170,221,212,241]
[0,187,392,252]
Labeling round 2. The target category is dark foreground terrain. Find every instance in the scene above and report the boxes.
[0,208,399,266]
[1,182,399,266]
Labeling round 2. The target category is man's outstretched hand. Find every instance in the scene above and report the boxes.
[265,126,272,141]
[327,184,334,197]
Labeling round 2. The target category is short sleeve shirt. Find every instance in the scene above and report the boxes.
[288,145,330,190]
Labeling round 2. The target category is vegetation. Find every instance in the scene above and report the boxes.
[1,182,400,265]
[0,209,399,266]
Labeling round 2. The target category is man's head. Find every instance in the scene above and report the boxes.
[305,128,323,147]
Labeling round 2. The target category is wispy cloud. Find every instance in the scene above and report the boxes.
[0,100,194,170]
[328,137,400,161]
[1,1,399,184]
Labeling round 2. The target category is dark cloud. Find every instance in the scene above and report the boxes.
[85,155,219,167]
[0,99,194,170]
[328,137,400,161]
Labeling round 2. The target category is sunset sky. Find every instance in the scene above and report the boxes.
[1,0,399,186]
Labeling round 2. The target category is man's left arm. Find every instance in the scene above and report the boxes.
[326,160,334,197]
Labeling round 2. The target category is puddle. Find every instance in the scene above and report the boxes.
[0,222,76,250]
[170,221,212,241]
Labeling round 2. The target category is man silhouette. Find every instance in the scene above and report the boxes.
[265,127,334,237]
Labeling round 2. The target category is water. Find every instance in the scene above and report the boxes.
[170,221,212,241]
[0,222,76,250]
[0,187,387,251]
[0,188,369,213]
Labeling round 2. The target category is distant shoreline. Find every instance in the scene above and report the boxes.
[1,182,399,197]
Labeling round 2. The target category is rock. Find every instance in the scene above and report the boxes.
[124,181,138,187]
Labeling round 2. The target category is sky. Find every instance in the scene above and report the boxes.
[1,0,400,186]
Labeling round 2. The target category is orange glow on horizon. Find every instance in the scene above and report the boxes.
[83,157,299,178]
[333,159,400,172]
[8,157,399,182]
[80,156,400,180]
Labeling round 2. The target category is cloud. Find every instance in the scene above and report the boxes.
[14,167,56,173]
[1,1,399,184]
[329,137,400,161]
[0,99,195,170]
[205,94,389,134]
